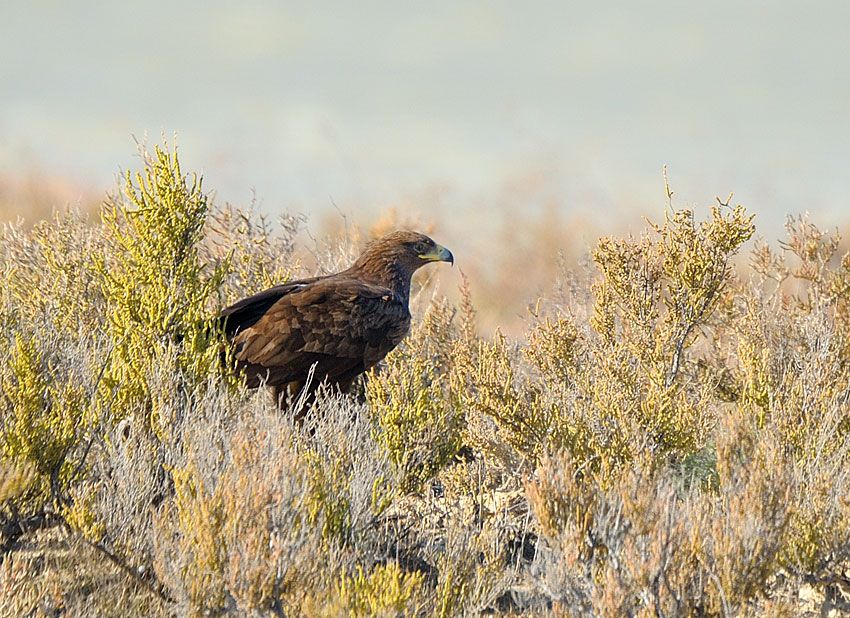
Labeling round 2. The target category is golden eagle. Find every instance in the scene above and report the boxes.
[221,230,454,406]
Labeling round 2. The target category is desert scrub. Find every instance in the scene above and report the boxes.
[583,205,754,459]
[95,145,233,435]
[368,296,465,493]
[300,396,396,544]
[3,143,850,616]
[317,562,426,617]
[456,205,754,480]
[526,423,793,617]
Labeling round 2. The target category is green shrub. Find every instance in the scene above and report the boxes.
[95,145,232,435]
[369,298,464,493]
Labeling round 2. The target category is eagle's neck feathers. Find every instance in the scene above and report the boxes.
[348,254,414,306]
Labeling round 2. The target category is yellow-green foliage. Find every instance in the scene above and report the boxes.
[0,334,85,490]
[149,411,326,614]
[0,212,101,512]
[0,460,37,504]
[457,331,556,463]
[453,206,755,476]
[431,527,506,618]
[592,205,754,353]
[168,462,228,612]
[301,431,394,544]
[2,210,100,333]
[524,315,581,384]
[327,563,425,617]
[96,145,231,433]
[586,205,754,455]
[303,446,357,542]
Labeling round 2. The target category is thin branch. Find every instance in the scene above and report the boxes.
[663,165,674,209]
[65,521,174,605]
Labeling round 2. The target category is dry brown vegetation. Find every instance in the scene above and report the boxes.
[0,169,99,226]
[1,145,850,616]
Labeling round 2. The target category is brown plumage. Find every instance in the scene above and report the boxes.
[221,230,454,407]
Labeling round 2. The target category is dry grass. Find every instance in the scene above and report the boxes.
[1,145,850,616]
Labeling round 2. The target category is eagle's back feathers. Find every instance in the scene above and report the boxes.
[220,230,450,407]
[224,274,410,391]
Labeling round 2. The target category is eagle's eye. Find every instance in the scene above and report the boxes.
[414,241,429,253]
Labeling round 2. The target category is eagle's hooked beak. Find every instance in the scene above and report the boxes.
[420,244,454,266]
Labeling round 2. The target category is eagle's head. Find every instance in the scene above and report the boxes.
[380,229,453,267]
[352,230,454,296]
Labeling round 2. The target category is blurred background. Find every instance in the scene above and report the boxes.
[3,1,850,328]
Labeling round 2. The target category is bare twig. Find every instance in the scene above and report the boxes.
[65,521,174,605]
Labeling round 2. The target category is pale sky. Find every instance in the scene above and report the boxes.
[2,1,850,237]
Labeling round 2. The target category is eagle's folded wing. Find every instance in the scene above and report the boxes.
[230,278,410,387]
[220,276,324,336]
